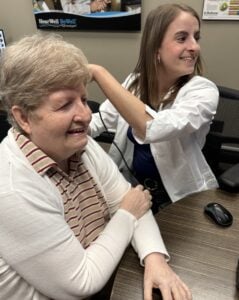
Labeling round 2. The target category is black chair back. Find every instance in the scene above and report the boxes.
[203,85,239,177]
[0,111,10,142]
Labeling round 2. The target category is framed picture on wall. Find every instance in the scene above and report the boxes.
[202,0,239,20]
[32,0,141,31]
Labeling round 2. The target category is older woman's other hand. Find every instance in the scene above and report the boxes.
[120,185,152,219]
[144,253,192,300]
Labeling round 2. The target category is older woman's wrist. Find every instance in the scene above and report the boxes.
[144,252,168,266]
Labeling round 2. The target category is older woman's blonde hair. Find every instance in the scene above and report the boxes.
[0,33,90,128]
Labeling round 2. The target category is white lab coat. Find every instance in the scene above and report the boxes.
[90,75,219,202]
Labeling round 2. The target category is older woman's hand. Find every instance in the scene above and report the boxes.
[144,253,192,300]
[120,185,152,219]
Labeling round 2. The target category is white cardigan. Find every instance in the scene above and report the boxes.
[0,131,168,300]
[90,75,219,202]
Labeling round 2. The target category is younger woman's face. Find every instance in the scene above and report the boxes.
[157,11,201,83]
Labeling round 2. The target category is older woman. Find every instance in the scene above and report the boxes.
[0,34,191,300]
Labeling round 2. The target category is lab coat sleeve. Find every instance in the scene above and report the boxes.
[133,76,219,144]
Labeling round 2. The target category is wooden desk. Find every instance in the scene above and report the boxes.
[110,189,239,300]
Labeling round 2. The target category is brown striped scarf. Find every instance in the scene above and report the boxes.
[13,128,110,248]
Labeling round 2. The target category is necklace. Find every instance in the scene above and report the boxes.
[161,85,176,102]
[157,84,177,111]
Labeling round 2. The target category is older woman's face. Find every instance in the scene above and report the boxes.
[25,84,92,165]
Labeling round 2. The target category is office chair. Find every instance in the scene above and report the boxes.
[203,85,239,175]
[87,100,115,144]
[203,85,239,192]
[218,163,239,192]
[0,110,10,142]
[87,99,100,114]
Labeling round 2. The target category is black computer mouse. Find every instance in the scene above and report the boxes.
[204,202,233,227]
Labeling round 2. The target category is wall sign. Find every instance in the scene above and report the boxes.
[202,0,239,20]
[32,0,141,31]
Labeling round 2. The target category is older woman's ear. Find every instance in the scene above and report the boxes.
[11,105,31,135]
